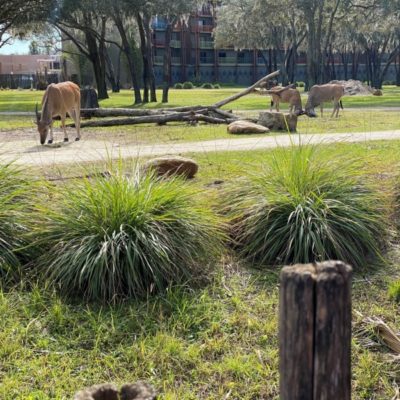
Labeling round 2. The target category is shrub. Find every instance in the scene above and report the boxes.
[382,80,395,86]
[201,83,213,89]
[182,81,194,89]
[296,81,305,88]
[213,83,221,89]
[32,172,223,301]
[225,145,388,268]
[0,164,34,283]
[174,83,183,89]
[388,281,400,302]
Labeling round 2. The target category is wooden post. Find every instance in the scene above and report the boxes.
[279,261,352,400]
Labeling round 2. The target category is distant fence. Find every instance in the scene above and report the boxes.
[0,73,59,89]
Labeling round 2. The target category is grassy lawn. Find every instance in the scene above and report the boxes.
[0,86,399,113]
[2,140,400,399]
[1,110,400,145]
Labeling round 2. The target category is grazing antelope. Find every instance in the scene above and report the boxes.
[35,81,81,145]
[305,83,345,118]
[266,85,304,115]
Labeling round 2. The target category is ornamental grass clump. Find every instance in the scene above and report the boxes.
[0,163,34,282]
[33,172,223,301]
[226,145,389,268]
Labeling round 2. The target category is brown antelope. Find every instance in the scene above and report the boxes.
[305,83,345,118]
[35,81,81,145]
[266,85,304,115]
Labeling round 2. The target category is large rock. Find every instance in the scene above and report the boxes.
[329,79,382,96]
[143,156,199,179]
[227,120,270,134]
[257,112,297,132]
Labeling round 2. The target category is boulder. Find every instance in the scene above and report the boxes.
[257,112,298,132]
[373,89,383,96]
[227,120,270,134]
[143,156,199,179]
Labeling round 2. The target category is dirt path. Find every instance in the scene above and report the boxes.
[1,129,400,166]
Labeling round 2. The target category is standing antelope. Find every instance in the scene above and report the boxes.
[267,85,304,115]
[35,81,81,145]
[305,83,345,118]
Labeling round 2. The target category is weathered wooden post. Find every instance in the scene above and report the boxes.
[279,261,352,400]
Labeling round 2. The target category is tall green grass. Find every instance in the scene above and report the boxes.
[0,163,34,283]
[226,144,389,268]
[30,171,223,302]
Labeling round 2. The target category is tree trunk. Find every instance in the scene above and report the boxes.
[82,13,108,100]
[113,12,142,104]
[395,57,400,86]
[104,48,120,93]
[162,18,174,103]
[137,12,150,103]
[144,12,157,102]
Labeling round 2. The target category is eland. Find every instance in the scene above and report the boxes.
[35,81,81,145]
[305,83,345,118]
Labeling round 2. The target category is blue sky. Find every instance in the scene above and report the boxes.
[0,37,31,55]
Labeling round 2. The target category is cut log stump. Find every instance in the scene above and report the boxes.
[258,111,297,132]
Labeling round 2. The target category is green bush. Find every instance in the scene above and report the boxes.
[183,81,194,89]
[382,80,395,86]
[225,145,388,268]
[201,83,214,89]
[32,172,223,301]
[388,280,400,302]
[296,81,305,88]
[174,83,183,89]
[0,164,34,283]
[213,83,221,89]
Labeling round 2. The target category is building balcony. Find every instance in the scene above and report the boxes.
[191,25,213,33]
[199,40,214,49]
[154,56,164,64]
[200,57,215,64]
[170,40,181,48]
[153,39,166,47]
[218,57,237,64]
[152,21,167,30]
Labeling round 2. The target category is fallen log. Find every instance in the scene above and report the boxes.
[212,70,280,108]
[68,110,232,128]
[80,105,208,118]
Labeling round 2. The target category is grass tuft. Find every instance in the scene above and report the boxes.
[31,171,223,302]
[388,280,400,302]
[0,163,34,283]
[225,144,389,268]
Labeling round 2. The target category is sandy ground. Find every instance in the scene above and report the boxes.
[1,126,400,166]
